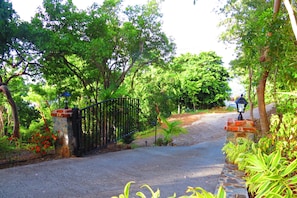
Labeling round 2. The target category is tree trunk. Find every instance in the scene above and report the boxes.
[248,66,254,120]
[0,84,20,138]
[256,70,270,134]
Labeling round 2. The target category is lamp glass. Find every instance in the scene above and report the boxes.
[238,103,245,113]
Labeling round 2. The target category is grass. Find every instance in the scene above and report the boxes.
[134,127,162,139]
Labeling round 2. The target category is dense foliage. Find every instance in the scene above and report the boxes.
[112,181,226,198]
[0,0,231,157]
[223,112,297,197]
[125,52,231,127]
[219,0,297,133]
[30,0,175,105]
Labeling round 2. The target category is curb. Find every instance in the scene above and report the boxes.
[215,162,249,198]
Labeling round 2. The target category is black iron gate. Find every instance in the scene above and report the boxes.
[72,98,139,156]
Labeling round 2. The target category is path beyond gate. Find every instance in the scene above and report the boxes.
[72,98,140,156]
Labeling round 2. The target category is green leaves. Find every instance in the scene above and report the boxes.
[159,116,187,145]
[281,159,297,177]
[112,181,134,198]
[112,181,226,198]
[172,52,231,110]
[31,0,174,103]
[223,132,297,197]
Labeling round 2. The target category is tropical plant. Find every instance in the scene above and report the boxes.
[112,181,226,198]
[222,111,297,197]
[222,138,253,166]
[158,116,187,145]
[0,136,17,153]
[268,113,297,160]
[219,0,297,134]
[29,127,57,156]
[244,149,297,197]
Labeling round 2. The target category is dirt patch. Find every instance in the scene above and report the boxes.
[0,150,60,169]
[167,113,201,127]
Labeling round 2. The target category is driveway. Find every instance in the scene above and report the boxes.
[0,107,270,198]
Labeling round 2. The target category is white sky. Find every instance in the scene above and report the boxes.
[10,0,243,96]
[10,0,234,59]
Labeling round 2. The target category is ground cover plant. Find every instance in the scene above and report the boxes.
[112,181,226,198]
[223,112,297,197]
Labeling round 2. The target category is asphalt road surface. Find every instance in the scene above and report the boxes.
[1,106,272,198]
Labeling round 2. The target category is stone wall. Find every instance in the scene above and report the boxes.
[51,109,75,158]
[224,118,257,143]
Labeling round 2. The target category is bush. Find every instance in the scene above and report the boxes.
[29,129,57,156]
[112,181,226,198]
[158,116,187,145]
[222,112,297,197]
[121,133,135,144]
[0,136,15,153]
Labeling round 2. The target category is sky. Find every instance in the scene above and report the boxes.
[9,0,244,96]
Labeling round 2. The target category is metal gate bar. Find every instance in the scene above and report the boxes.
[72,98,139,156]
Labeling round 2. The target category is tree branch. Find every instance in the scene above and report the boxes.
[283,0,297,41]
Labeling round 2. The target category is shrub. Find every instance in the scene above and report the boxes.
[222,112,297,197]
[112,181,226,198]
[159,116,187,145]
[0,136,15,153]
[29,129,57,156]
[269,113,297,160]
[121,133,135,144]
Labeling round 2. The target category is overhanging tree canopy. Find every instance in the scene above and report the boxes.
[0,0,42,137]
[31,0,175,103]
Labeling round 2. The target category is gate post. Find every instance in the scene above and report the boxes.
[51,108,75,157]
[224,118,257,143]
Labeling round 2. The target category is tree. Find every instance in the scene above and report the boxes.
[174,52,230,110]
[125,51,231,127]
[0,0,41,137]
[31,0,175,104]
[274,0,297,40]
[219,0,296,134]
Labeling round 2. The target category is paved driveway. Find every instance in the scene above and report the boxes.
[0,137,225,198]
[0,138,224,198]
[2,105,274,198]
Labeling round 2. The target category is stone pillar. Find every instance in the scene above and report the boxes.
[224,118,257,143]
[51,109,74,158]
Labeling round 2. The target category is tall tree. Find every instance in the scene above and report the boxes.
[31,0,175,103]
[126,51,231,126]
[219,0,296,134]
[0,0,40,137]
[176,52,230,110]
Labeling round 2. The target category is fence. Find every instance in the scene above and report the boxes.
[72,98,139,156]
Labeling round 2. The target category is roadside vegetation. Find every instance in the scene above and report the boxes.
[0,0,231,163]
[1,0,297,197]
[112,181,226,198]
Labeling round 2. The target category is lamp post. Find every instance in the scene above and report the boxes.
[62,91,71,109]
[235,94,248,120]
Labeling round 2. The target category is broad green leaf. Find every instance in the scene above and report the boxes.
[135,192,146,198]
[247,172,263,184]
[123,181,135,198]
[216,186,226,198]
[288,174,297,185]
[269,150,281,171]
[281,159,297,177]
[256,181,273,197]
[264,175,282,181]
[140,184,160,198]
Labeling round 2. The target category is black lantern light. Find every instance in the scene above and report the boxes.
[61,91,71,109]
[235,94,248,120]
